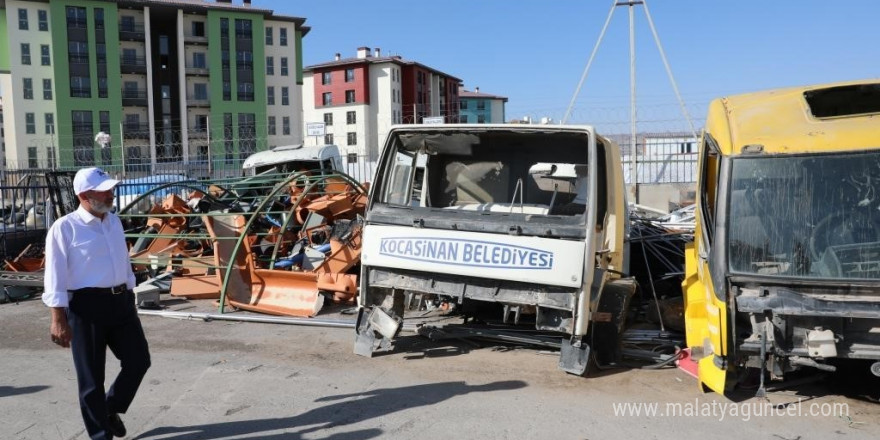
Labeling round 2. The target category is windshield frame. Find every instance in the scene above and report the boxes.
[366,127,598,239]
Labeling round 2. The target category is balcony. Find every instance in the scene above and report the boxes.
[119,23,145,41]
[184,33,208,44]
[185,64,209,76]
[120,55,147,74]
[188,127,209,140]
[123,123,151,139]
[186,95,210,107]
[122,89,148,107]
[70,87,92,98]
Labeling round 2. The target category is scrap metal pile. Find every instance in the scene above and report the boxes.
[119,170,368,317]
[627,210,694,332]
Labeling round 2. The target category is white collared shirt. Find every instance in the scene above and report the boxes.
[42,206,135,308]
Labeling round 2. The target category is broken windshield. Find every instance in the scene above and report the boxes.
[728,151,880,280]
[377,130,592,219]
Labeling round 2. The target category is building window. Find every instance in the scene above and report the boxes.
[345,90,355,103]
[98,77,108,98]
[28,147,38,169]
[125,114,140,132]
[238,82,254,101]
[223,113,234,163]
[95,43,106,64]
[43,79,52,100]
[347,132,357,146]
[123,81,137,97]
[460,100,468,110]
[38,10,48,31]
[279,28,287,46]
[235,18,252,39]
[346,111,356,125]
[460,115,469,123]
[69,41,88,64]
[41,45,51,66]
[193,52,206,68]
[194,83,208,100]
[238,113,256,159]
[44,113,55,134]
[192,21,205,37]
[125,113,141,132]
[347,152,358,164]
[324,133,333,145]
[122,48,137,65]
[477,100,486,110]
[266,56,274,75]
[280,57,288,76]
[282,117,290,135]
[265,26,272,45]
[120,15,135,32]
[23,78,33,99]
[268,116,276,135]
[322,72,331,85]
[281,87,289,106]
[223,81,231,101]
[345,68,355,82]
[67,6,87,29]
[25,113,35,134]
[21,44,30,65]
[47,147,56,168]
[267,86,274,105]
[94,8,104,30]
[477,114,486,123]
[322,92,332,106]
[18,9,28,30]
[236,50,253,70]
[324,113,333,125]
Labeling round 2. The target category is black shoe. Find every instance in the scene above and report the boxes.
[106,413,127,438]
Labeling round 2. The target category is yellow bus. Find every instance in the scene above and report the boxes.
[683,79,880,394]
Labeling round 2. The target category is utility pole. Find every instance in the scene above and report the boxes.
[562,0,697,206]
[627,1,641,204]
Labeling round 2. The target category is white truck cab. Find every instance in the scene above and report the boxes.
[354,124,633,375]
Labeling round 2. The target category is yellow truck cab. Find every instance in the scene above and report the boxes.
[684,79,880,394]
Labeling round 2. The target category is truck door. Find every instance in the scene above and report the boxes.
[684,133,730,394]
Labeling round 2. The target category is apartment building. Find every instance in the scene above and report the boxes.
[303,47,462,160]
[0,0,308,172]
[458,86,507,124]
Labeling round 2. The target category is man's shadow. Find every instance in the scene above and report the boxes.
[135,380,526,440]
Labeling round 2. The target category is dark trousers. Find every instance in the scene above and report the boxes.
[67,289,151,440]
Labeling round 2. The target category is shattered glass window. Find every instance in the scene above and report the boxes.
[378,130,591,217]
[728,152,880,279]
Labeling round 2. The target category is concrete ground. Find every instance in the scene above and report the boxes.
[2,295,878,440]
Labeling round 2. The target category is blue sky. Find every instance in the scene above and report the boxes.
[263,0,879,133]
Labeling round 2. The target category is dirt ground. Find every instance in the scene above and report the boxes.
[2,294,879,440]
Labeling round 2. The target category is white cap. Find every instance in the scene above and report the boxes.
[73,167,120,195]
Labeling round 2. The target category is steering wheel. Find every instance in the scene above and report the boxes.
[809,211,843,262]
[809,210,880,261]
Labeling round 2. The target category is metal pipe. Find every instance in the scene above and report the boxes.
[137,309,419,332]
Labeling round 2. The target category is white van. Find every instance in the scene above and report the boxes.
[241,144,343,176]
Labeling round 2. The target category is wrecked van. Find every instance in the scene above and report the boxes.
[242,144,343,176]
[354,124,633,375]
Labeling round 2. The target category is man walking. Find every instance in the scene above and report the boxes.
[44,167,150,439]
